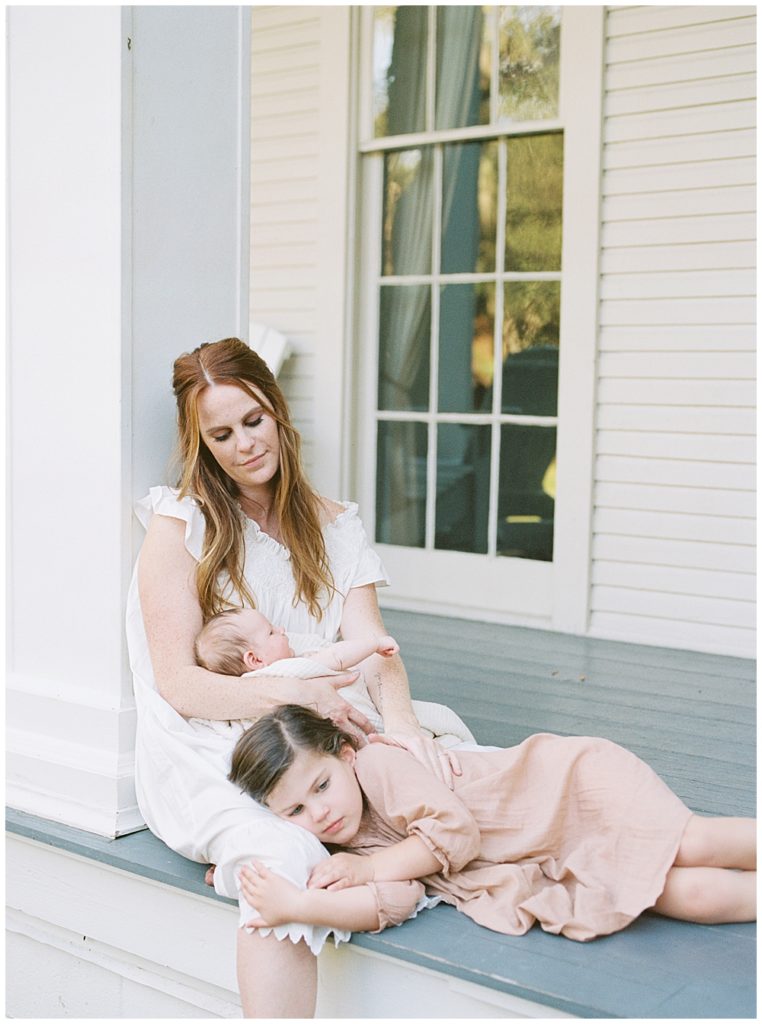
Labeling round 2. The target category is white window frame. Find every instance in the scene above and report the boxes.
[352,6,604,632]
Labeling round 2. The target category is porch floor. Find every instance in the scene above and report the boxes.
[7,613,756,1018]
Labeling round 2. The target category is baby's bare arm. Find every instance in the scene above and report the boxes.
[308,635,399,672]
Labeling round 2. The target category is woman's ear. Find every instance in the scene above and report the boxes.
[242,649,265,671]
[339,743,357,767]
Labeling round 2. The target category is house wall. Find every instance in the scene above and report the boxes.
[248,5,756,658]
[249,5,353,498]
[592,5,756,657]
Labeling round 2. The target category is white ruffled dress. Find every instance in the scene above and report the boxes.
[125,486,405,952]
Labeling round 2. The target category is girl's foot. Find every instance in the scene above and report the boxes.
[205,864,216,886]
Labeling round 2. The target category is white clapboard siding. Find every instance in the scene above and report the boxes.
[591,6,756,657]
[249,7,350,492]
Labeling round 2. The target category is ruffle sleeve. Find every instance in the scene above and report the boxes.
[327,502,389,590]
[134,485,205,562]
[366,880,427,931]
[354,745,481,876]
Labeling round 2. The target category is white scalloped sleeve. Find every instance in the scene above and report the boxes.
[134,485,205,562]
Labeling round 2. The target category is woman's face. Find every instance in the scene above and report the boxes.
[197,383,281,496]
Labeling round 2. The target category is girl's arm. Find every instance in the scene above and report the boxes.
[240,862,382,931]
[308,635,399,672]
[138,514,368,729]
[239,862,427,933]
[307,839,440,891]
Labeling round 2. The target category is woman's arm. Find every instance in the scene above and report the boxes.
[339,585,420,734]
[138,514,368,728]
[339,585,462,783]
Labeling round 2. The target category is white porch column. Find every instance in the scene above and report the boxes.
[7,6,250,837]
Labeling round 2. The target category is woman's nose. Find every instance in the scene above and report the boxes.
[236,430,254,452]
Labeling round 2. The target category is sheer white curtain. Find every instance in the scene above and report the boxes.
[377,6,484,546]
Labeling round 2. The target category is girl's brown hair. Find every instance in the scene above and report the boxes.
[228,705,357,804]
[172,337,334,620]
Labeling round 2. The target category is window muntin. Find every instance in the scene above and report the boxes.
[368,6,562,564]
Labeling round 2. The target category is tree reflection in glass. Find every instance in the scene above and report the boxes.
[499,6,561,122]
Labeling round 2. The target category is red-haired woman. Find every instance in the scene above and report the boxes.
[125,338,459,1017]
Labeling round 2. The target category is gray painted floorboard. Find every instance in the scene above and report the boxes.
[7,614,756,1018]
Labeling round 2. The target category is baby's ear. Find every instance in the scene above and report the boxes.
[242,649,265,671]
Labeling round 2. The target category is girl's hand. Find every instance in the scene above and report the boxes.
[308,852,374,891]
[238,861,304,927]
[376,635,400,658]
[370,732,462,789]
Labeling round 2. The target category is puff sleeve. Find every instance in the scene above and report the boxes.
[366,880,427,932]
[354,745,481,876]
[135,485,205,562]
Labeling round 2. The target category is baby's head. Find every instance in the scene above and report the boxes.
[229,705,363,845]
[194,608,293,676]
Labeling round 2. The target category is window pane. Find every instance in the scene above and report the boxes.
[435,423,491,554]
[379,285,431,412]
[498,6,561,122]
[502,281,559,415]
[442,141,498,274]
[439,283,494,413]
[383,149,434,276]
[373,6,428,137]
[376,421,428,547]
[506,133,563,272]
[498,424,555,561]
[435,6,491,130]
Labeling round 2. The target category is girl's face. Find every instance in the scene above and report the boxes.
[197,383,281,497]
[266,746,363,845]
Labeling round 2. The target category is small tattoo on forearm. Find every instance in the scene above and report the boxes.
[373,672,384,712]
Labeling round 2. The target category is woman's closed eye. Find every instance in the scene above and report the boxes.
[211,416,264,443]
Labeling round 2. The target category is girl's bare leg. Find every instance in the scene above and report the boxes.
[654,866,756,924]
[676,815,756,870]
[237,929,317,1018]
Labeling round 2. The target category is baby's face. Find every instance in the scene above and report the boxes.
[236,609,293,666]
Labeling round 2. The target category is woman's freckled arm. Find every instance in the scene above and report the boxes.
[138,514,359,721]
[339,584,421,734]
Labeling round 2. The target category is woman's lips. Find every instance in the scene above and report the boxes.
[241,453,264,467]
[323,818,344,836]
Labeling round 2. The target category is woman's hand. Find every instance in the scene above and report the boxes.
[308,852,374,891]
[369,732,462,789]
[238,861,305,927]
[306,674,374,743]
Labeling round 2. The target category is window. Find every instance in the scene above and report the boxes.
[356,6,602,623]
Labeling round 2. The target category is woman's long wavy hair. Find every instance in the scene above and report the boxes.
[172,337,334,621]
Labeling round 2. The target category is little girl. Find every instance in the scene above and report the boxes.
[228,705,756,941]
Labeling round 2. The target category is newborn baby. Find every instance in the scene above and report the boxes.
[192,607,475,746]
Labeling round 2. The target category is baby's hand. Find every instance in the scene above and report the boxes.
[308,852,374,891]
[376,635,399,658]
[239,860,304,927]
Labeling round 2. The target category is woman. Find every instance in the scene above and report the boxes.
[125,337,459,1018]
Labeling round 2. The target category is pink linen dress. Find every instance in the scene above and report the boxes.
[345,738,693,941]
